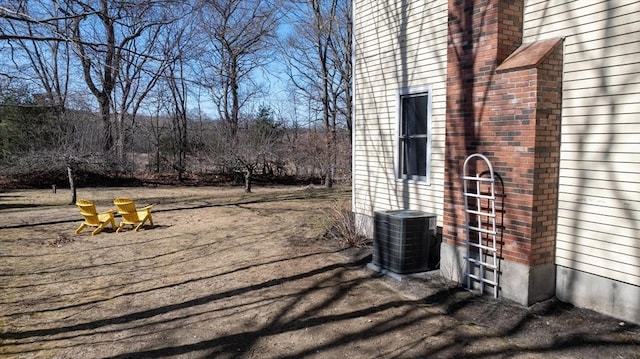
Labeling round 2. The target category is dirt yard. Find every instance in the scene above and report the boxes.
[1,185,638,358]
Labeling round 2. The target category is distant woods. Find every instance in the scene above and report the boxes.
[0,0,352,194]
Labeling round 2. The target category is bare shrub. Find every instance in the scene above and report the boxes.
[322,199,369,248]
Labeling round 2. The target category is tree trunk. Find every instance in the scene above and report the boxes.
[324,128,334,188]
[99,95,113,153]
[155,146,161,173]
[67,165,77,205]
[244,168,252,193]
[178,112,187,182]
[115,112,125,165]
[230,63,240,136]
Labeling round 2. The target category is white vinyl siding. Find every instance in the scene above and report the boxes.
[524,0,640,286]
[353,0,448,223]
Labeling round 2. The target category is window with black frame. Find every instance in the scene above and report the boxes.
[398,88,431,182]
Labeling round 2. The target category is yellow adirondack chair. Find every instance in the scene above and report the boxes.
[75,199,116,235]
[113,197,154,233]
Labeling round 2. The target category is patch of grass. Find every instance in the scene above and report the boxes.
[321,199,369,248]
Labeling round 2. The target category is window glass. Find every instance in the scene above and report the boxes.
[398,89,430,181]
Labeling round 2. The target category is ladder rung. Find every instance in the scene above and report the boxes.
[463,176,494,182]
[465,242,498,252]
[467,273,498,286]
[467,258,498,269]
[465,209,496,217]
[466,225,496,235]
[463,193,495,200]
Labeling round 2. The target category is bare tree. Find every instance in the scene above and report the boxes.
[281,0,352,187]
[1,0,192,167]
[144,107,171,174]
[111,1,193,165]
[196,0,280,136]
[329,0,352,139]
[1,2,71,111]
[220,106,284,192]
[1,3,85,202]
[162,60,189,181]
[1,0,353,189]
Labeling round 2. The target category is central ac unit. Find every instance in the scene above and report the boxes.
[373,210,437,274]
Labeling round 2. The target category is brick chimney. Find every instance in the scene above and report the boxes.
[442,0,564,305]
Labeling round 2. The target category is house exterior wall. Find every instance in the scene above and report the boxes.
[353,0,640,322]
[352,0,449,236]
[443,0,564,305]
[522,0,640,321]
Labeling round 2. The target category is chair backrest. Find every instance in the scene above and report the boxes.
[114,197,140,222]
[76,199,100,225]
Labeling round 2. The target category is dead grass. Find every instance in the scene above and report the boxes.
[320,199,369,248]
[0,185,638,358]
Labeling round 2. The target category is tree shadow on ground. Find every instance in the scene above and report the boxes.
[1,195,638,358]
[4,250,636,359]
[0,203,47,210]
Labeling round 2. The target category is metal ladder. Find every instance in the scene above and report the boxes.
[463,153,499,298]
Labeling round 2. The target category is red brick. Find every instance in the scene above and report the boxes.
[445,0,562,266]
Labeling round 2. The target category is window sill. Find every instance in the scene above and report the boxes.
[396,177,432,186]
